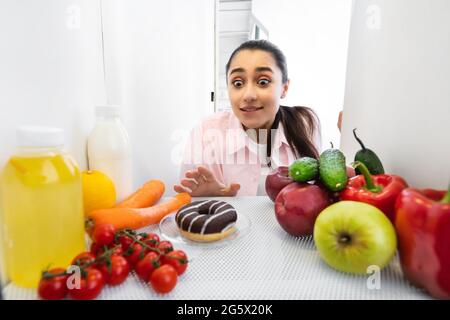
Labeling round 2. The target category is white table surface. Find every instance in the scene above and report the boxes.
[2,196,430,300]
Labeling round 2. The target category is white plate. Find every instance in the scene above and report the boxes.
[159,212,252,248]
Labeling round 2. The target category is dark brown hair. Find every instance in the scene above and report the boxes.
[226,40,320,160]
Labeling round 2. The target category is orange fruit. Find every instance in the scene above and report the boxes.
[81,170,116,215]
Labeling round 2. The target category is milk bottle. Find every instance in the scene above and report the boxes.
[87,106,133,202]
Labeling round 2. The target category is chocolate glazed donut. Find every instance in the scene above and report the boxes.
[175,200,238,242]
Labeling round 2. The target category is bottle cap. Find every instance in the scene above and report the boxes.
[17,126,65,147]
[95,105,121,118]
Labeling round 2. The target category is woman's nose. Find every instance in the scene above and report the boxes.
[242,83,257,102]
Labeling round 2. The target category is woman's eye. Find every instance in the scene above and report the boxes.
[232,80,244,88]
[258,79,270,86]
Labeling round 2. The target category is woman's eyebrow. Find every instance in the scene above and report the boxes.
[255,66,273,73]
[229,67,245,75]
[229,66,273,76]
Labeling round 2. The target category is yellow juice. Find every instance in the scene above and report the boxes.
[0,150,85,288]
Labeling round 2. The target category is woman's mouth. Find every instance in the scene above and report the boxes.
[240,106,263,113]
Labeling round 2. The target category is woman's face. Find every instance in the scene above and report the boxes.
[227,49,289,130]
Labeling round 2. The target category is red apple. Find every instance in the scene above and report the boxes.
[265,166,293,202]
[275,182,331,237]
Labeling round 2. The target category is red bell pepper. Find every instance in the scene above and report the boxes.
[340,161,408,223]
[395,185,450,299]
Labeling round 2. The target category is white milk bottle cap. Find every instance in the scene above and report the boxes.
[95,105,121,118]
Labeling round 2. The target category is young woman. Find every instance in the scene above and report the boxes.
[174,40,321,197]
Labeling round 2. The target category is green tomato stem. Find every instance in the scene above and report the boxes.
[120,229,162,256]
[352,161,382,193]
[41,270,68,279]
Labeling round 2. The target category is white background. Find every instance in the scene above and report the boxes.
[0,0,106,170]
[101,0,215,191]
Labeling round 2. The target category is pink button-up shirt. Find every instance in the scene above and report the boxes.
[180,111,320,196]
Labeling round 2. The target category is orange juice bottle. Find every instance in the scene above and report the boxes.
[0,127,85,288]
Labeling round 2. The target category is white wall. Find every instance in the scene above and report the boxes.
[252,0,353,150]
[341,0,450,189]
[0,0,106,169]
[101,0,215,194]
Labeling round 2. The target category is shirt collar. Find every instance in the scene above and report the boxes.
[226,112,247,155]
[273,122,289,150]
[227,112,289,155]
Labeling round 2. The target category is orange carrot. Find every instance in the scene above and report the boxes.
[116,180,165,208]
[88,193,191,230]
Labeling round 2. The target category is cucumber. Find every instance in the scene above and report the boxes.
[289,157,319,182]
[319,148,348,192]
[353,128,385,175]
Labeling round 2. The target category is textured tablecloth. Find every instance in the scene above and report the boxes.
[2,196,430,300]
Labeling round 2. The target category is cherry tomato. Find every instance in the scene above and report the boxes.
[38,268,69,300]
[135,252,160,281]
[71,252,96,268]
[98,255,130,286]
[150,264,178,294]
[110,245,124,257]
[116,234,134,251]
[90,242,102,256]
[157,240,174,254]
[68,268,105,300]
[93,224,116,247]
[123,243,146,268]
[141,232,160,249]
[108,244,123,256]
[161,250,188,275]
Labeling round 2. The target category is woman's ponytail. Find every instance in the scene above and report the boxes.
[278,106,320,159]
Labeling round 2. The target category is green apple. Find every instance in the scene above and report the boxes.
[313,201,397,274]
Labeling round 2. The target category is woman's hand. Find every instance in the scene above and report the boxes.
[173,166,240,197]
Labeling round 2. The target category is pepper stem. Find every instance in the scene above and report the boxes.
[441,182,450,204]
[353,128,366,151]
[352,161,382,193]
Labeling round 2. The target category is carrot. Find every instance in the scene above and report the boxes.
[116,179,165,208]
[88,193,191,230]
